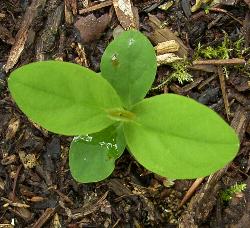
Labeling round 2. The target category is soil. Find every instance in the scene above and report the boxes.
[0,0,250,227]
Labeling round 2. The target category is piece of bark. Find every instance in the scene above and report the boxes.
[179,107,248,226]
[148,14,188,57]
[155,40,180,54]
[5,117,20,140]
[74,13,111,43]
[64,0,77,24]
[4,0,47,72]
[35,2,63,61]
[113,0,139,29]
[157,53,182,66]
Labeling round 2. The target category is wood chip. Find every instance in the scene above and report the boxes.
[148,14,188,57]
[35,3,63,61]
[74,13,111,43]
[79,1,112,14]
[0,13,6,19]
[0,178,5,191]
[113,0,139,29]
[5,118,20,140]
[52,213,61,228]
[28,196,46,202]
[157,53,182,66]
[2,197,30,208]
[4,0,47,72]
[155,40,179,54]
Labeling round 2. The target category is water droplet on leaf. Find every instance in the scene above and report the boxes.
[128,38,135,46]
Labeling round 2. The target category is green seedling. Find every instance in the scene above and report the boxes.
[8,30,239,183]
[220,182,247,202]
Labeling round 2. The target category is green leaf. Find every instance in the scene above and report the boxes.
[124,94,239,179]
[100,30,157,108]
[8,61,123,136]
[69,124,126,183]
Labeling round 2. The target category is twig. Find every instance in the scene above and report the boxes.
[79,1,112,14]
[32,208,55,228]
[11,165,22,202]
[179,177,205,208]
[193,58,246,65]
[209,7,243,25]
[1,197,30,208]
[218,66,230,120]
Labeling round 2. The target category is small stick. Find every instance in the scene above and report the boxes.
[179,177,204,208]
[79,1,112,14]
[1,197,30,208]
[193,58,246,66]
[209,8,243,25]
[218,66,230,121]
[11,165,22,202]
[32,208,55,228]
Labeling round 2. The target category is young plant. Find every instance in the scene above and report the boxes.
[8,30,239,183]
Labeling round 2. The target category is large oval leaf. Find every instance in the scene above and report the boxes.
[69,124,126,183]
[8,61,123,135]
[124,94,239,179]
[100,30,157,108]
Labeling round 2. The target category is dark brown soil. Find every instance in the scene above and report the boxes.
[0,0,250,227]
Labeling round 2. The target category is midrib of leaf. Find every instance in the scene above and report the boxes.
[13,79,113,111]
[129,122,237,146]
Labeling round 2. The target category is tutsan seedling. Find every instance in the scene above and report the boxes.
[8,30,239,183]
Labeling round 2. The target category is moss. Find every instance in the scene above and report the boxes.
[220,182,247,202]
[169,61,193,84]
